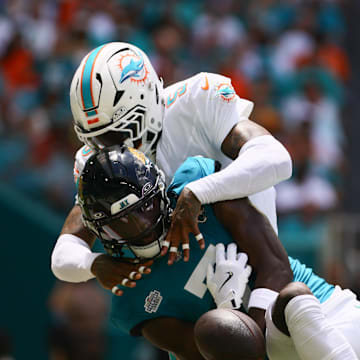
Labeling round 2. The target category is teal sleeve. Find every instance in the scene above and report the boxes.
[167,157,216,205]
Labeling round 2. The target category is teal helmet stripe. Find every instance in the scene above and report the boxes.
[80,44,106,113]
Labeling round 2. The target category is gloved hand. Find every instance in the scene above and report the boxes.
[207,243,252,309]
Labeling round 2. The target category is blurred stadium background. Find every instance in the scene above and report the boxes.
[1,0,359,358]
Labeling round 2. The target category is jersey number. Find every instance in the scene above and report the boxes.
[184,244,216,298]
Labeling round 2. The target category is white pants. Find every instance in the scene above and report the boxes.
[265,286,360,359]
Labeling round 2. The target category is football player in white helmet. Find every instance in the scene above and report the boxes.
[52,41,293,293]
[70,42,164,159]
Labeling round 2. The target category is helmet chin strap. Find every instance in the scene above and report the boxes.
[129,233,166,260]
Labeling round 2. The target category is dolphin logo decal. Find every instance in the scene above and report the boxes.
[216,83,236,102]
[120,51,145,83]
[219,86,235,98]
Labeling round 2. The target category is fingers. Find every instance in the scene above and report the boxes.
[137,260,153,275]
[123,261,153,282]
[236,252,249,269]
[167,226,188,265]
[195,232,205,250]
[119,277,137,288]
[160,240,170,256]
[114,260,153,291]
[216,243,225,264]
[182,242,190,262]
[129,271,140,280]
[168,245,179,266]
[162,219,179,263]
[111,286,123,296]
[244,264,252,277]
[226,243,237,261]
[162,197,205,264]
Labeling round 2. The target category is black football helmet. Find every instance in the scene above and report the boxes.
[77,145,171,260]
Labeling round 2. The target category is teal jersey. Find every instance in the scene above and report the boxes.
[110,157,334,335]
[289,257,334,303]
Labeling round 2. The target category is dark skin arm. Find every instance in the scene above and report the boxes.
[163,120,270,265]
[60,204,96,244]
[212,198,293,332]
[142,318,204,360]
[57,205,153,296]
[138,198,291,356]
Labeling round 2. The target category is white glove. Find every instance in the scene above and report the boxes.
[207,243,252,309]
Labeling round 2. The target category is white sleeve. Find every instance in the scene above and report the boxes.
[185,135,292,204]
[51,234,102,283]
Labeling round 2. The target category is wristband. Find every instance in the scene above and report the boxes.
[248,288,279,310]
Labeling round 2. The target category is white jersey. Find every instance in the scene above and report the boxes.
[74,72,278,233]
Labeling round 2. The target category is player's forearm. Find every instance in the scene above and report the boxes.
[185,135,292,204]
[142,318,204,360]
[60,205,96,245]
[52,205,100,282]
[51,233,102,282]
[248,308,266,333]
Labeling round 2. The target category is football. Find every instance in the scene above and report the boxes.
[194,309,266,360]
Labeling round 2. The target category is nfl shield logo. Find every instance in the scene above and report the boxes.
[144,290,163,313]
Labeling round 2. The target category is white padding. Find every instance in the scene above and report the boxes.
[185,135,292,204]
[51,234,102,282]
[248,288,279,310]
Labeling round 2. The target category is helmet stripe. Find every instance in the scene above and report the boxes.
[80,44,106,116]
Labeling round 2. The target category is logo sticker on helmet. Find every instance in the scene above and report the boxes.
[144,290,163,313]
[111,194,139,215]
[142,182,153,196]
[118,50,149,84]
[128,147,147,164]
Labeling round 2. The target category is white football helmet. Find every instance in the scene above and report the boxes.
[70,42,165,157]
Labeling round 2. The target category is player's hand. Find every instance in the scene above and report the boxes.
[207,243,252,309]
[91,254,153,296]
[161,187,205,265]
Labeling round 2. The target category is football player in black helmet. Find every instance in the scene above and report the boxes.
[77,145,171,261]
[74,145,294,360]
[74,147,360,360]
